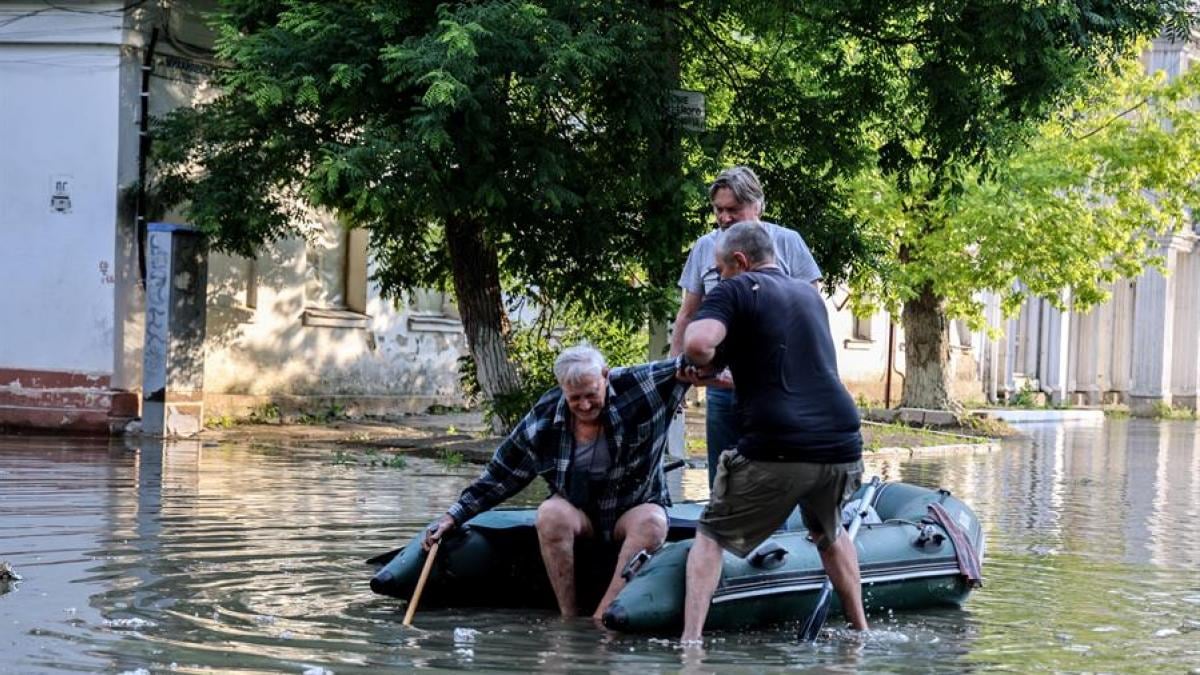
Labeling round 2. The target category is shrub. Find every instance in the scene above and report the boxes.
[460,303,649,431]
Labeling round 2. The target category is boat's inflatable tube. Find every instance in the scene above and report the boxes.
[369,482,984,633]
[369,502,719,610]
[602,481,985,632]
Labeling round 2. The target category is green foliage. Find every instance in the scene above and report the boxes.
[1104,406,1132,419]
[329,449,354,466]
[249,402,281,424]
[438,449,465,468]
[848,56,1200,330]
[152,1,1193,414]
[205,414,237,429]
[153,0,709,326]
[957,415,1018,439]
[1147,402,1197,420]
[460,303,649,430]
[1009,384,1044,409]
[297,403,347,425]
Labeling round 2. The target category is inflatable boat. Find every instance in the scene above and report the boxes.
[369,481,984,633]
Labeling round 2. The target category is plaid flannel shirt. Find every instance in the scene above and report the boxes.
[446,357,688,535]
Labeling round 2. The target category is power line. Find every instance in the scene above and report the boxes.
[0,1,151,30]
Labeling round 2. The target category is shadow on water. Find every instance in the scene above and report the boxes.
[2,418,1199,672]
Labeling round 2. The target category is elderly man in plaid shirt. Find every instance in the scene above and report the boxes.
[423,343,689,620]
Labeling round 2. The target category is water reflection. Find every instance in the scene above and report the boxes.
[1,419,1198,672]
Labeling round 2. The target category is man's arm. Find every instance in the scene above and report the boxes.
[776,226,823,289]
[423,422,539,549]
[683,318,727,369]
[670,290,704,357]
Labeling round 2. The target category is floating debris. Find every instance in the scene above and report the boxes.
[104,617,158,630]
[453,627,480,643]
[0,561,21,582]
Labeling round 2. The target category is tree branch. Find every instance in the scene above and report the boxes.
[1071,98,1149,141]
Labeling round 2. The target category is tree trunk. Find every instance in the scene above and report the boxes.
[444,216,522,432]
[900,283,957,411]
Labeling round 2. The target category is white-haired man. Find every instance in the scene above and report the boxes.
[424,344,690,620]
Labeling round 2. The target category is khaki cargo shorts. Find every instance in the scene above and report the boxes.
[698,450,864,558]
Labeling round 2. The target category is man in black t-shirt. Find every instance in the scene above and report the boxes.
[677,221,868,643]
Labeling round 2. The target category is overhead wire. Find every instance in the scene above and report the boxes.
[0,1,150,30]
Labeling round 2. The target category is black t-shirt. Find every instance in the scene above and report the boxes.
[693,267,862,463]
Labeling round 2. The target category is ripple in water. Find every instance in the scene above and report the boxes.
[1,421,1198,672]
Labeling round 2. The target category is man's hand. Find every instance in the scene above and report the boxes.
[676,361,727,387]
[422,514,456,551]
[703,368,734,390]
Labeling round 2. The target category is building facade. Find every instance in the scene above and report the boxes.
[1,4,1194,434]
[0,2,467,432]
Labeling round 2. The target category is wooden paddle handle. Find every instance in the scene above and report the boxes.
[402,540,440,627]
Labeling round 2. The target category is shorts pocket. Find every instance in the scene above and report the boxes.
[708,451,745,516]
[837,463,864,503]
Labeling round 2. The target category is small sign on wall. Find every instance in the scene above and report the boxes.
[668,89,706,132]
[50,175,72,214]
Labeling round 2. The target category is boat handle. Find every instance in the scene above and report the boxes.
[621,548,653,581]
[748,541,788,570]
[915,524,946,548]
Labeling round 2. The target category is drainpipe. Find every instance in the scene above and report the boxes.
[884,320,900,408]
[136,27,160,285]
[987,295,1000,404]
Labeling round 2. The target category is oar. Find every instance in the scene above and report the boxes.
[798,476,882,642]
[402,540,440,627]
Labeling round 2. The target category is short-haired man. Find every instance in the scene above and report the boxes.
[672,166,823,485]
[424,344,690,620]
[677,222,867,642]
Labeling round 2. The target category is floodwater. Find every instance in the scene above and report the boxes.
[1,419,1199,674]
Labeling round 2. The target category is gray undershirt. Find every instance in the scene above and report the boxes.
[573,433,611,479]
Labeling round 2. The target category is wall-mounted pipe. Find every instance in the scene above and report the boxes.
[135,26,159,285]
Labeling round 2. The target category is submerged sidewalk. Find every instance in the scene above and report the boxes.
[199,404,1004,465]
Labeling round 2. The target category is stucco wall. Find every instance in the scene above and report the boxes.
[202,239,468,403]
[0,8,125,374]
[824,294,987,405]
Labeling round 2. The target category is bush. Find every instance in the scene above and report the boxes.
[460,304,649,431]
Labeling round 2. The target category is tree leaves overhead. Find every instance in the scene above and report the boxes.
[154,0,700,326]
[152,0,1193,327]
[848,55,1200,328]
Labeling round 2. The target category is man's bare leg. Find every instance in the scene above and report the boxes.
[535,496,593,617]
[680,531,724,642]
[592,503,668,620]
[817,533,868,630]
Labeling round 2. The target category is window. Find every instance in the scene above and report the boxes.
[408,288,462,333]
[206,252,257,324]
[954,319,973,351]
[301,215,369,328]
[852,314,873,342]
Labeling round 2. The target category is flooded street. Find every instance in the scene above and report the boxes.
[2,419,1199,673]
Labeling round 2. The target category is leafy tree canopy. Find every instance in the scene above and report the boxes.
[849,53,1200,329]
[155,1,711,325]
[152,1,1195,415]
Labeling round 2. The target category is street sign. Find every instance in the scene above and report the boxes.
[669,89,705,131]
